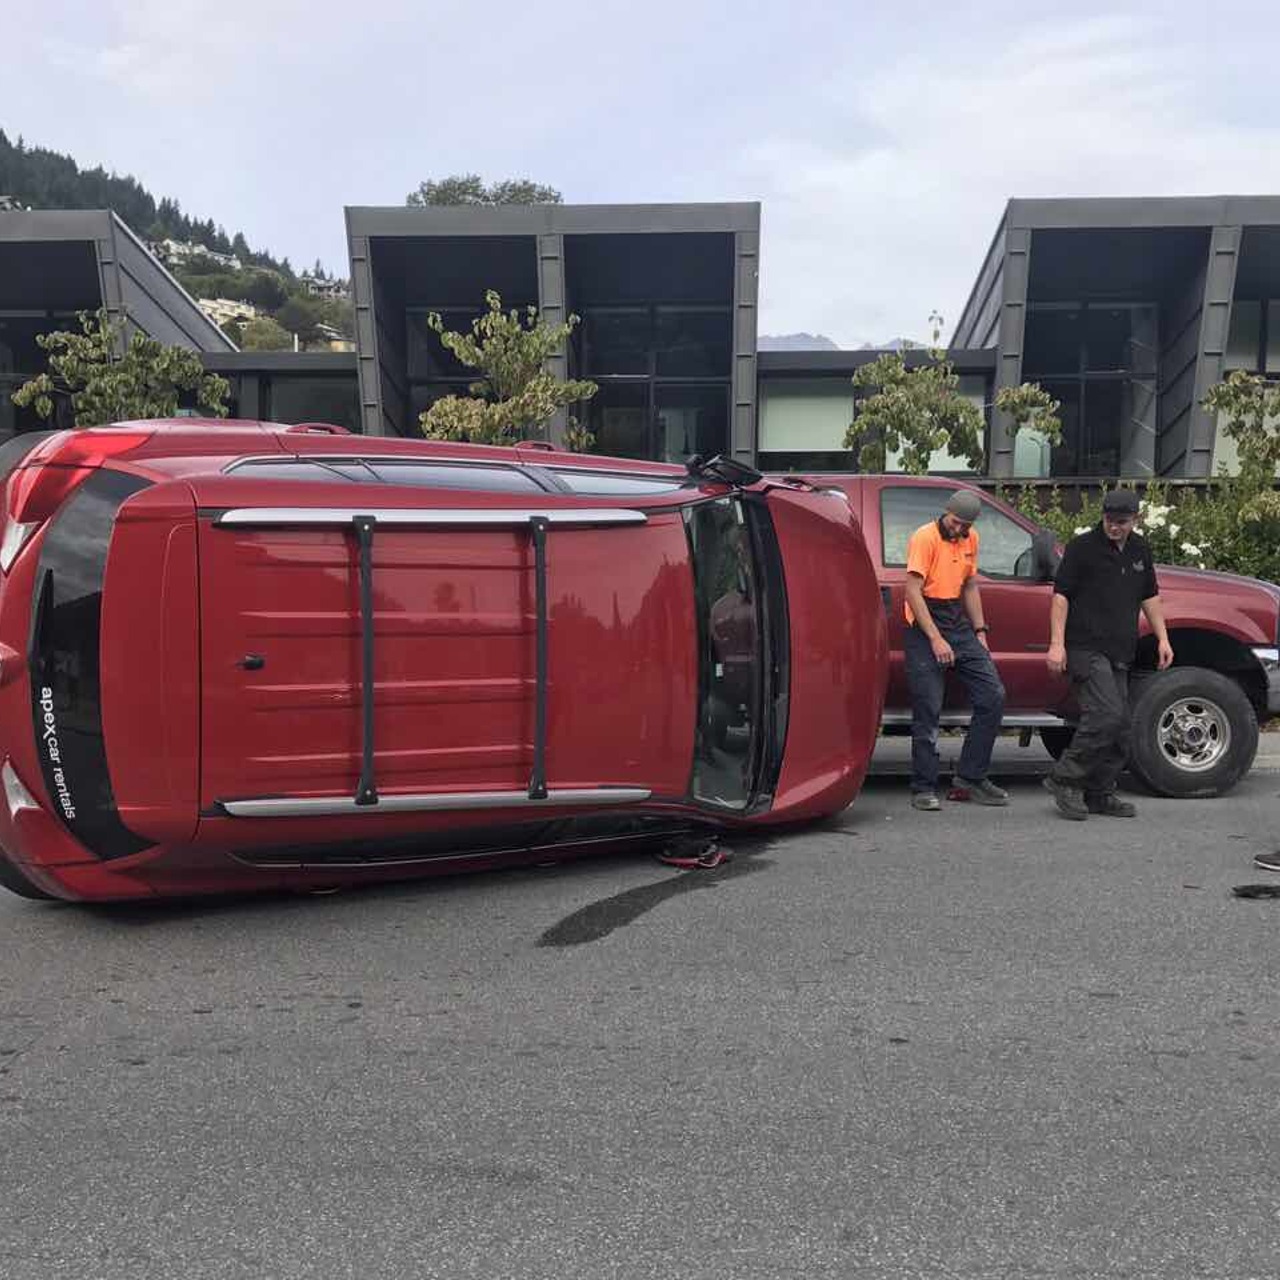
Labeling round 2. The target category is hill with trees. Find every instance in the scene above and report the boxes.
[0,128,351,349]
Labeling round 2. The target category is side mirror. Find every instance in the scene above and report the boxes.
[1031,530,1060,582]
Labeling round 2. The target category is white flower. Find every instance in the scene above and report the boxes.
[1144,512,1166,529]
[1181,541,1201,556]
[1169,524,1180,538]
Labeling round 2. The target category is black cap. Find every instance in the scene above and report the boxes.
[1101,489,1139,516]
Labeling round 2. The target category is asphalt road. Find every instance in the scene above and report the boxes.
[1,767,1278,1279]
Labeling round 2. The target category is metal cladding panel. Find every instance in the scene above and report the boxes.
[347,228,385,436]
[953,216,1007,351]
[1156,241,1210,475]
[733,229,759,461]
[1181,224,1242,477]
[110,216,235,351]
[538,234,568,446]
[988,226,1032,477]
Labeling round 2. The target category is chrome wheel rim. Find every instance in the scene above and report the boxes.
[1156,696,1231,773]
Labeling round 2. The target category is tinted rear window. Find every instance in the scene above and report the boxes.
[30,470,154,860]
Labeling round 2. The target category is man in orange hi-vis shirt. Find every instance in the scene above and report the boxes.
[902,490,1007,812]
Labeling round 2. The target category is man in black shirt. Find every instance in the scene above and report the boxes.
[1043,489,1174,820]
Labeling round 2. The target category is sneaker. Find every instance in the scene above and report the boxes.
[1253,851,1280,872]
[1042,775,1088,821]
[911,792,941,812]
[1086,792,1136,818]
[951,777,1010,806]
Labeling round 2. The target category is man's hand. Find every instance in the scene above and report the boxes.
[1157,638,1174,670]
[1047,642,1067,675]
[931,636,955,667]
[976,631,990,652]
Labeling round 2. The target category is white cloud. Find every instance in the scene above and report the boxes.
[735,14,1280,347]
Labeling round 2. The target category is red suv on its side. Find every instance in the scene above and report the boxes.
[0,422,887,902]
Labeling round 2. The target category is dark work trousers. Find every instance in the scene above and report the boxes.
[1051,649,1131,797]
[903,617,1006,794]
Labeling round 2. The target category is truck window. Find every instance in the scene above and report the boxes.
[879,486,1037,578]
[973,500,1037,578]
[880,487,949,565]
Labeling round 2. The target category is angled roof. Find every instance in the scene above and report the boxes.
[0,208,236,351]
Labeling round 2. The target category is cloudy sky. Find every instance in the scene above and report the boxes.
[4,0,1279,346]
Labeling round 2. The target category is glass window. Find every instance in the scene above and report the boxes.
[0,317,62,377]
[587,382,649,459]
[1023,308,1082,376]
[550,469,684,495]
[880,486,950,567]
[406,309,480,380]
[759,378,854,454]
[654,308,732,377]
[1226,301,1261,372]
[973,499,1036,578]
[655,384,728,463]
[1039,380,1081,478]
[367,462,542,494]
[687,497,760,810]
[266,377,362,434]
[582,310,650,375]
[1081,381,1122,475]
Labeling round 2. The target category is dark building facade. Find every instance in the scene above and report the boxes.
[5,196,1279,483]
[345,203,760,464]
[954,196,1280,479]
[0,210,234,439]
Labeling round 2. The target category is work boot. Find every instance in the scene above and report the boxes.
[951,777,1010,806]
[911,791,941,812]
[1043,775,1088,821]
[1086,791,1136,818]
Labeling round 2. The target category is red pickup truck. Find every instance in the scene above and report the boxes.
[819,475,1280,798]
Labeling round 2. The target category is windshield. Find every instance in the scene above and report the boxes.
[686,496,765,810]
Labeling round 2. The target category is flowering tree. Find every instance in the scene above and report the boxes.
[419,291,597,449]
[11,309,229,426]
[845,312,1061,473]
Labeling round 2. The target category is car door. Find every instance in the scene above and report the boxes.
[966,496,1068,712]
[874,484,1067,714]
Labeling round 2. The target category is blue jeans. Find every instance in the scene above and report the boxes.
[903,619,1006,793]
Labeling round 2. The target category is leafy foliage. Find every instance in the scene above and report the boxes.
[238,316,295,351]
[405,175,563,206]
[11,309,229,425]
[419,291,596,447]
[845,313,1061,474]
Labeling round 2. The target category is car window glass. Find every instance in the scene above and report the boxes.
[550,469,684,496]
[880,487,947,566]
[367,462,542,493]
[975,499,1037,578]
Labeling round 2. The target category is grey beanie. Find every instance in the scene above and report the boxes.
[945,490,982,522]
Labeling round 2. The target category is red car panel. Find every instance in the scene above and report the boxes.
[0,423,889,902]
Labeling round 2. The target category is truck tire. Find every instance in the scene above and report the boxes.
[0,857,55,901]
[1128,667,1258,798]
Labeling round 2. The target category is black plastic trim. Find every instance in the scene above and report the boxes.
[28,469,155,860]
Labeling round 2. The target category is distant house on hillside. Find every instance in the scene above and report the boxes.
[301,273,349,301]
[198,297,261,328]
[150,238,242,272]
